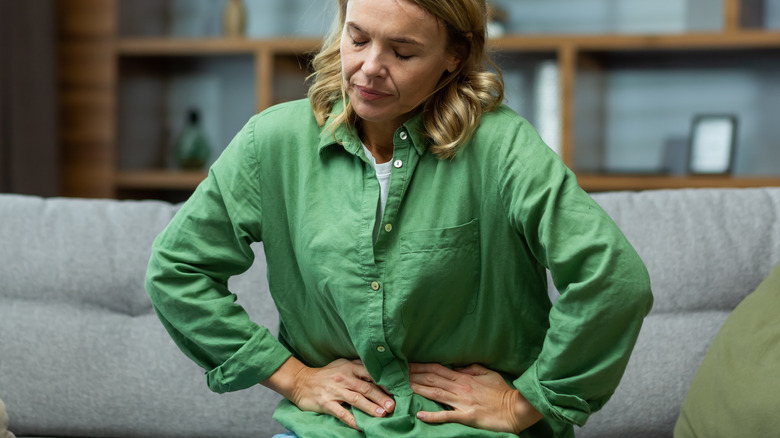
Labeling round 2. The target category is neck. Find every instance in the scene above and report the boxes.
[359,120,397,164]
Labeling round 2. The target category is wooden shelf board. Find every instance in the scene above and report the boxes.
[577,174,780,192]
[265,37,322,54]
[490,30,780,52]
[116,38,259,55]
[115,170,207,190]
[117,31,780,57]
[115,171,780,193]
[115,37,322,56]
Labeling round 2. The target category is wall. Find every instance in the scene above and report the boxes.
[0,0,59,196]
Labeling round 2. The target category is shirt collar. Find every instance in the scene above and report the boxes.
[317,100,428,158]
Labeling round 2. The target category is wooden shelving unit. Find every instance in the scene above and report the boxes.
[59,0,780,198]
[110,37,321,195]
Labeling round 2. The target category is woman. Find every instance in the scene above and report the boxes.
[145,0,653,436]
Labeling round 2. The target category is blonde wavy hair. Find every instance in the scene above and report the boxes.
[308,0,504,159]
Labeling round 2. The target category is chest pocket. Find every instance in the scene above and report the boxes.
[399,219,481,329]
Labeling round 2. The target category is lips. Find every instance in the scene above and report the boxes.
[355,85,392,101]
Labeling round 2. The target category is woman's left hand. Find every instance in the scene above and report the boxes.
[409,363,543,434]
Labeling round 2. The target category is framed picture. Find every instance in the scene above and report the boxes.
[688,115,738,175]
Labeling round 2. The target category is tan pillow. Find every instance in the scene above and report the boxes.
[0,397,15,438]
[674,263,780,437]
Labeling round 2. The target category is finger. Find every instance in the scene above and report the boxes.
[350,361,375,382]
[409,363,462,381]
[348,363,396,413]
[455,364,489,376]
[409,380,457,406]
[325,401,361,431]
[417,409,462,425]
[345,377,395,416]
[409,369,461,395]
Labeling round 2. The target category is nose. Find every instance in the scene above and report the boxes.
[361,45,386,78]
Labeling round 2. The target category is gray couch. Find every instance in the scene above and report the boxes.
[1,188,779,437]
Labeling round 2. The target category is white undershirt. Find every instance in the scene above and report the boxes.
[362,144,392,242]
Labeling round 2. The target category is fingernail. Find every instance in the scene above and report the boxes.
[375,407,386,416]
[385,400,394,410]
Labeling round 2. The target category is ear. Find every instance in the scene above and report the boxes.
[445,32,471,73]
[445,54,461,73]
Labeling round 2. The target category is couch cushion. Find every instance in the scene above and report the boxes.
[590,188,780,314]
[575,311,728,438]
[673,262,780,437]
[0,300,284,438]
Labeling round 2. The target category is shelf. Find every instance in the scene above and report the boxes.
[115,37,322,56]
[59,0,780,198]
[115,31,780,58]
[577,174,780,192]
[490,30,780,51]
[115,170,207,190]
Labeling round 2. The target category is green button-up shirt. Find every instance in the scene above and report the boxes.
[146,99,653,437]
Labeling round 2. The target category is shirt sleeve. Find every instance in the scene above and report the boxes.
[145,115,292,394]
[496,115,654,426]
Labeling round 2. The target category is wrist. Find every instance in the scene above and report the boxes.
[261,356,309,401]
[507,389,543,434]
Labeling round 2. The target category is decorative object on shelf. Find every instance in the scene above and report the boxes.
[688,115,738,175]
[486,2,508,38]
[662,137,689,176]
[168,0,221,38]
[222,0,246,37]
[173,109,211,170]
[534,60,561,156]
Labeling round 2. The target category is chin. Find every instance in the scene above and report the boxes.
[352,104,392,124]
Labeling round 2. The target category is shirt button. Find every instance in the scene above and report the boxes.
[371,281,380,291]
[376,346,386,353]
[399,131,408,140]
[393,160,403,168]
[384,223,393,233]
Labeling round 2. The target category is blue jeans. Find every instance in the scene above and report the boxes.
[272,434,298,438]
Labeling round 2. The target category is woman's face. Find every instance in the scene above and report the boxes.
[340,0,460,130]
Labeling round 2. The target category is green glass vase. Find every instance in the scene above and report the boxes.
[173,109,211,170]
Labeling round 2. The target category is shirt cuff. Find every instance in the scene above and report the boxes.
[205,326,292,393]
[513,362,591,427]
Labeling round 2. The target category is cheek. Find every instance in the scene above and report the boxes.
[401,67,442,97]
[340,53,359,82]
[339,42,352,74]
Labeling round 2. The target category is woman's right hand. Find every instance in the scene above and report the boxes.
[262,357,395,430]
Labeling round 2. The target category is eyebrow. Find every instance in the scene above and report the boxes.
[346,22,424,47]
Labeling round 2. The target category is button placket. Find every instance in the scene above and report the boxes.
[362,126,417,387]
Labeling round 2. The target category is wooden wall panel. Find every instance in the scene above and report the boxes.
[58,0,117,198]
[724,0,741,32]
[59,0,117,37]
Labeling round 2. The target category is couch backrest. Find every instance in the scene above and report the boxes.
[0,195,178,316]
[591,187,780,314]
[5,188,777,318]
